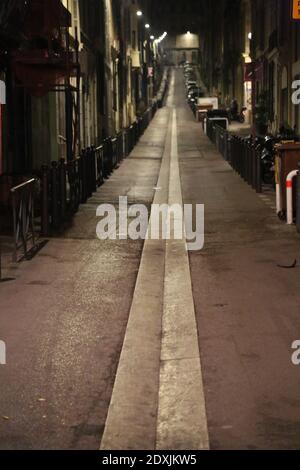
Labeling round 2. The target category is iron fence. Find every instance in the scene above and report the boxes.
[40,100,160,236]
[10,178,38,262]
[157,68,170,108]
[0,74,167,269]
[207,119,262,193]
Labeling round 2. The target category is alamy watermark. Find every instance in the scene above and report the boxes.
[0,79,6,105]
[0,340,6,365]
[292,80,300,105]
[291,340,300,365]
[96,197,205,251]
[0,81,7,367]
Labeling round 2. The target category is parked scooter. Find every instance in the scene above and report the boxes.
[228,107,247,123]
[260,135,277,185]
[227,100,247,123]
[255,125,299,187]
[253,134,279,186]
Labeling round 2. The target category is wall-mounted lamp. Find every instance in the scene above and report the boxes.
[155,32,168,44]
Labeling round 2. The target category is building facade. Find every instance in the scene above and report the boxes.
[199,0,253,122]
[0,0,157,184]
[163,33,200,66]
[198,0,300,133]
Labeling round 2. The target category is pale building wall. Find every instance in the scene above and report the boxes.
[104,0,121,134]
[176,34,199,49]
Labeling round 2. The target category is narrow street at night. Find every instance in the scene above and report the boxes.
[1,68,300,451]
[1,0,300,461]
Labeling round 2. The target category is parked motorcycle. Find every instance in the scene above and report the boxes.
[227,106,247,123]
[226,99,246,123]
[255,135,277,186]
[261,135,277,185]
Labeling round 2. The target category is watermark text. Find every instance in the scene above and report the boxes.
[292,80,300,105]
[96,197,205,251]
[291,340,300,365]
[0,79,6,105]
[0,340,6,365]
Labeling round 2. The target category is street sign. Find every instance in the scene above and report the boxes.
[292,0,300,20]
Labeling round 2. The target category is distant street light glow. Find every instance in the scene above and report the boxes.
[137,10,143,17]
[145,23,150,29]
[154,31,168,44]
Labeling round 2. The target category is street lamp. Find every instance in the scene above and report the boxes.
[145,24,150,29]
[137,10,143,17]
[155,32,167,44]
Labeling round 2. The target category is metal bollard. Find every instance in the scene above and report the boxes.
[232,137,236,171]
[296,167,300,233]
[239,138,243,177]
[90,147,97,194]
[86,148,91,197]
[251,145,256,190]
[246,142,251,184]
[41,165,50,236]
[241,139,244,179]
[86,147,92,197]
[80,150,87,203]
[51,161,60,228]
[86,147,94,199]
[102,140,108,178]
[287,170,299,225]
[255,146,262,193]
[59,159,67,222]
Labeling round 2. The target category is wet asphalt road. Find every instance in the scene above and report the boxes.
[0,116,165,450]
[175,70,300,450]
[2,68,300,450]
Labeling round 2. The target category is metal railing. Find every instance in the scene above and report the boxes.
[0,238,15,283]
[10,178,37,262]
[40,100,160,236]
[207,120,262,193]
[0,74,168,270]
[157,69,170,108]
[0,239,5,281]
